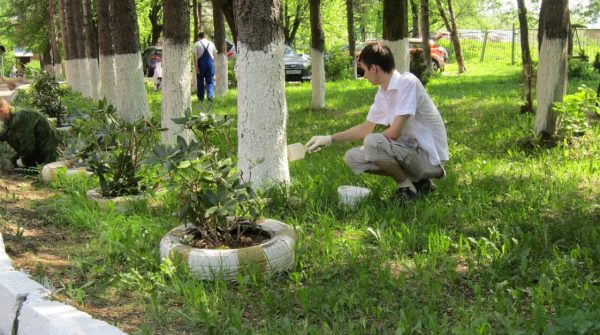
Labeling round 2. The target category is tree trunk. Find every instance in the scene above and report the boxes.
[149,0,163,46]
[234,0,290,188]
[162,0,191,144]
[192,0,200,40]
[310,0,325,108]
[517,0,534,113]
[284,1,307,46]
[48,0,63,79]
[72,0,94,97]
[64,0,82,92]
[110,0,149,121]
[535,0,569,137]
[58,0,72,85]
[421,0,433,73]
[346,0,357,79]
[83,0,100,100]
[435,0,466,73]
[213,0,228,97]
[410,0,420,37]
[383,0,409,73]
[222,0,237,46]
[96,0,117,107]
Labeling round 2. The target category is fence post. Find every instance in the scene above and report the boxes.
[511,24,516,65]
[480,30,488,63]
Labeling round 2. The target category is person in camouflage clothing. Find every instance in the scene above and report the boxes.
[0,98,59,167]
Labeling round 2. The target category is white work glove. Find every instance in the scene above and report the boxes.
[16,157,25,167]
[306,135,332,152]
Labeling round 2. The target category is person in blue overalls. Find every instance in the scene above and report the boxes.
[193,32,217,103]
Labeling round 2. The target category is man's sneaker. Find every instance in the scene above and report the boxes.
[414,179,436,196]
[395,187,417,204]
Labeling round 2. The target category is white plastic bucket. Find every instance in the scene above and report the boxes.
[337,185,370,208]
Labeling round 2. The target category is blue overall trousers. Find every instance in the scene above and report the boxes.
[197,42,215,102]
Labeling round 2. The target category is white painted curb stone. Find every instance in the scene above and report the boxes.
[0,271,50,335]
[160,218,296,281]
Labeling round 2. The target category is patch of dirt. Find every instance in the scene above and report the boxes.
[0,168,143,333]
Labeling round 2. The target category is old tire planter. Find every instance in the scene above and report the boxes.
[86,189,147,213]
[40,161,92,183]
[160,218,296,281]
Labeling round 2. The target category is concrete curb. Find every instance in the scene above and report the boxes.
[0,233,127,335]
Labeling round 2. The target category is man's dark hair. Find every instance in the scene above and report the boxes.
[358,42,395,73]
[198,32,206,39]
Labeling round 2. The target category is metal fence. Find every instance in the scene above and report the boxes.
[437,28,600,64]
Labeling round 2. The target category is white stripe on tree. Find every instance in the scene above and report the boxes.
[214,53,228,97]
[99,54,117,107]
[311,49,325,108]
[385,38,410,73]
[161,41,191,144]
[236,41,290,188]
[113,53,149,121]
[535,36,567,135]
[86,57,101,100]
[78,58,92,98]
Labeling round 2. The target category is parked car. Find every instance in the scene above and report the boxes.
[284,45,311,82]
[142,42,236,78]
[332,38,448,76]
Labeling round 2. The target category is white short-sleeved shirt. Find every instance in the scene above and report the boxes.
[192,38,217,61]
[366,70,449,165]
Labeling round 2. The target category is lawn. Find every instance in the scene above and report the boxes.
[2,62,600,334]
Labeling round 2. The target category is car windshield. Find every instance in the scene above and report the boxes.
[284,45,296,56]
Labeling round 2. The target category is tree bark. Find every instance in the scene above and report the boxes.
[383,0,409,73]
[64,0,82,92]
[49,0,63,79]
[310,0,325,108]
[421,0,433,73]
[96,0,117,107]
[284,0,308,46]
[535,0,569,137]
[435,0,466,73]
[222,0,237,46]
[192,0,200,40]
[234,0,290,188]
[110,0,149,121]
[148,0,163,46]
[346,0,357,79]
[58,0,72,84]
[410,0,420,37]
[213,0,228,97]
[84,0,100,99]
[517,0,534,113]
[162,0,191,144]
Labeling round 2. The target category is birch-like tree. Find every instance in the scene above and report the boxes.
[234,0,290,188]
[310,0,326,108]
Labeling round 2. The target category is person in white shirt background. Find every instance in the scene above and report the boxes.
[306,41,449,204]
[192,32,217,102]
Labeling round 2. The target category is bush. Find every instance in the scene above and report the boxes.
[325,51,352,81]
[568,58,591,79]
[552,85,598,140]
[409,49,431,86]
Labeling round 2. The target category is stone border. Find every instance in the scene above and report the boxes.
[0,233,127,334]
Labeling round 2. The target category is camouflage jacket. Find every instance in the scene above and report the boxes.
[0,108,59,166]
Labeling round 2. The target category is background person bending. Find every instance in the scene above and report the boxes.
[306,42,448,204]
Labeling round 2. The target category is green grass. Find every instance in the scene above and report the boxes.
[33,62,600,334]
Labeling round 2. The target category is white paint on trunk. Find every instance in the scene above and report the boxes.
[535,36,567,135]
[235,41,290,188]
[161,41,191,144]
[384,38,410,73]
[350,57,357,79]
[53,64,63,80]
[310,49,326,108]
[113,53,149,121]
[86,57,101,100]
[214,53,228,97]
[65,59,81,94]
[77,58,92,98]
[99,54,118,108]
[63,60,73,89]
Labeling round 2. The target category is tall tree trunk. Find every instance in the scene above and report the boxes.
[421,0,433,73]
[96,0,117,107]
[58,0,72,85]
[84,0,100,100]
[110,0,149,121]
[517,0,534,113]
[346,0,357,79]
[310,0,325,108]
[234,0,290,188]
[192,0,200,40]
[64,0,82,93]
[222,0,237,46]
[72,0,93,97]
[383,0,409,73]
[284,1,307,46]
[435,0,466,73]
[410,0,420,37]
[149,0,163,46]
[213,0,228,96]
[535,0,569,137]
[49,0,63,79]
[162,0,191,144]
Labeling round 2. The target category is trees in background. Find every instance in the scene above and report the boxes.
[234,0,290,188]
[310,0,325,108]
[435,0,467,73]
[96,0,117,107]
[421,0,433,73]
[346,0,357,79]
[212,0,228,97]
[383,0,410,73]
[517,0,534,114]
[535,0,569,138]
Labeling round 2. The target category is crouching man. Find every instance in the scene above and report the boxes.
[306,42,449,204]
[0,98,59,167]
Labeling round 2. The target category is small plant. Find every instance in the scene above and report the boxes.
[86,114,160,197]
[593,52,600,72]
[145,107,263,248]
[409,49,431,86]
[325,51,352,81]
[567,58,591,79]
[31,72,67,127]
[552,85,598,140]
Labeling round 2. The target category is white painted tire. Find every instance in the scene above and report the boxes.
[160,218,296,281]
[86,189,147,213]
[40,161,68,182]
